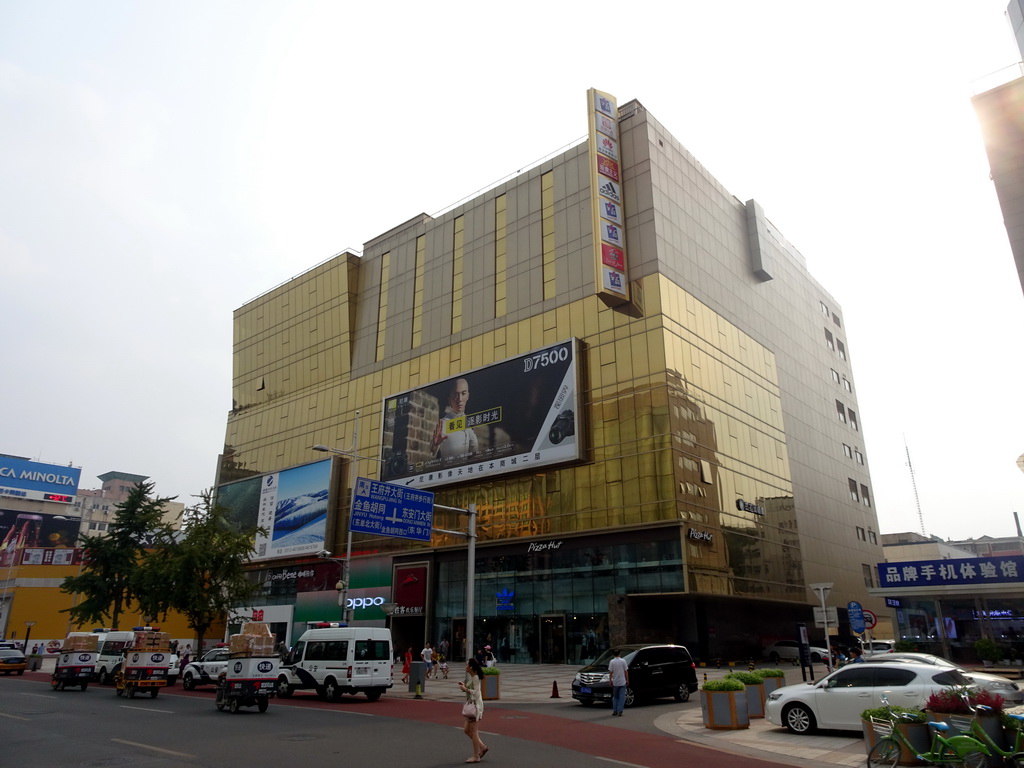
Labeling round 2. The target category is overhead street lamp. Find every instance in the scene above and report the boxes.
[809,582,834,671]
[313,411,383,625]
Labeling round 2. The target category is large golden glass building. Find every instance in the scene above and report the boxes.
[219,92,885,664]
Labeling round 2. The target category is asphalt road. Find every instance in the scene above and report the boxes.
[1,674,800,768]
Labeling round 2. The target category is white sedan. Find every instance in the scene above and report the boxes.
[766,660,974,734]
[763,639,831,664]
[865,652,1024,704]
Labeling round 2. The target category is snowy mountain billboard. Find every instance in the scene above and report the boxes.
[216,458,334,562]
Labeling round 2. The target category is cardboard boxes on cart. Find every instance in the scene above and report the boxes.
[228,622,276,658]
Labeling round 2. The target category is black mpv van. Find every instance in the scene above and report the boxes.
[571,644,698,708]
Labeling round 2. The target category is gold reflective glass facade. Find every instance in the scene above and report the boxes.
[225,97,883,653]
[495,194,507,317]
[541,171,556,300]
[411,235,425,347]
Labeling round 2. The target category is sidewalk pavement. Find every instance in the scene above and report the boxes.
[392,661,866,767]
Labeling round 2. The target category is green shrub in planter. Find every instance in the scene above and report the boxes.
[754,668,786,679]
[703,677,745,691]
[727,670,768,717]
[701,678,749,730]
[861,705,926,723]
[482,666,501,676]
[975,638,1004,664]
[725,671,763,685]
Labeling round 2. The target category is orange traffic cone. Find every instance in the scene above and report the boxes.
[550,680,560,698]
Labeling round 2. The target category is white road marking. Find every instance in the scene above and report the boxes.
[0,712,30,721]
[118,705,175,714]
[111,738,195,758]
[595,758,651,768]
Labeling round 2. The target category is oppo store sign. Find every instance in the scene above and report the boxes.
[346,595,386,610]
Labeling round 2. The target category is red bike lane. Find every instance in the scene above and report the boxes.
[270,693,797,768]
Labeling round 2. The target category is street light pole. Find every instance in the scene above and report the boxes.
[434,503,476,659]
[809,582,834,670]
[313,411,367,626]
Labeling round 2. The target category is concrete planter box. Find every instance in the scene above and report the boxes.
[928,713,1005,768]
[862,719,930,766]
[744,681,766,718]
[700,689,749,730]
[482,674,500,700]
[761,676,786,696]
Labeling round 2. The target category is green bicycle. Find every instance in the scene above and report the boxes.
[956,702,1024,767]
[868,708,991,768]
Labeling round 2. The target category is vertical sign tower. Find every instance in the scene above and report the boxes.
[586,88,629,305]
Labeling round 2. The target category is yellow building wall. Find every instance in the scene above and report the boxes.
[3,562,223,653]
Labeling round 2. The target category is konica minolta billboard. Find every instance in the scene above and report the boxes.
[0,456,82,503]
[380,338,581,489]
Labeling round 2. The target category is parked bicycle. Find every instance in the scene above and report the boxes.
[868,696,992,768]
[957,699,1024,767]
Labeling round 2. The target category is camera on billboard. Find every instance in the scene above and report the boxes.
[549,410,575,444]
[387,451,408,478]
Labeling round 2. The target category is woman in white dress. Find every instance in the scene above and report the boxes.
[457,657,489,762]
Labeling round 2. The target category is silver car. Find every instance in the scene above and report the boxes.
[763,639,830,664]
[864,652,1024,704]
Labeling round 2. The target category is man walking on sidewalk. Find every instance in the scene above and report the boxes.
[609,648,629,716]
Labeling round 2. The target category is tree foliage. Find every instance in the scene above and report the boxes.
[60,482,175,629]
[139,489,264,652]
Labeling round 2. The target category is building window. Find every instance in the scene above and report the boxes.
[836,400,847,423]
[849,478,860,502]
[542,171,556,300]
[831,369,841,384]
[868,530,877,545]
[861,484,871,507]
[820,301,830,316]
[412,235,425,347]
[495,194,507,317]
[825,329,835,351]
[452,216,464,334]
[862,563,874,588]
[832,312,841,327]
[843,377,852,392]
[837,339,846,360]
[849,409,859,431]
[843,444,853,458]
[855,448,865,465]
[856,526,866,541]
[375,251,391,362]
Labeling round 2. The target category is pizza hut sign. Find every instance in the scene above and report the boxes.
[687,528,713,544]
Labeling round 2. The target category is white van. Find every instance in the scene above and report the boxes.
[276,624,392,702]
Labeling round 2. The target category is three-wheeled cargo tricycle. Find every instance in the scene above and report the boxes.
[214,656,277,713]
[51,650,98,691]
[115,647,171,699]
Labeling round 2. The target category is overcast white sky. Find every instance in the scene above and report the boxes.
[2,1,1022,541]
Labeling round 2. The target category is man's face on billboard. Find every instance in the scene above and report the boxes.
[448,379,470,414]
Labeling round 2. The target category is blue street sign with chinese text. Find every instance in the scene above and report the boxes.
[350,477,434,542]
[848,601,865,634]
[877,557,1024,588]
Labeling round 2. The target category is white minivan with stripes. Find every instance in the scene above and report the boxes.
[276,624,392,702]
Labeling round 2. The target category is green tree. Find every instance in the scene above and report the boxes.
[60,482,176,629]
[139,490,264,653]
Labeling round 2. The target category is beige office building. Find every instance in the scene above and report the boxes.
[220,92,884,663]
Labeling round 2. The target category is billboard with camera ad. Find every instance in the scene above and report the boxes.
[215,459,335,563]
[380,338,582,490]
[0,508,82,567]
